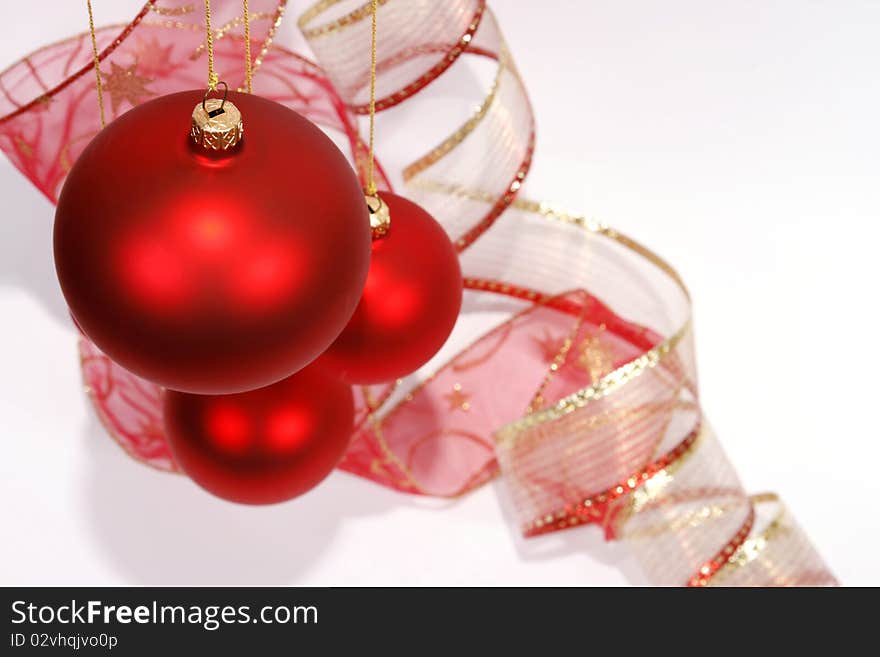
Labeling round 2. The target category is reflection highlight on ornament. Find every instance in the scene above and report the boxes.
[231,240,305,311]
[120,198,310,316]
[265,407,314,454]
[185,213,238,252]
[121,235,192,310]
[206,403,252,454]
[187,136,241,168]
[362,263,421,328]
[171,197,249,256]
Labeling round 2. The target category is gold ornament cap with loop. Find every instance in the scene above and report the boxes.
[190,82,243,151]
[365,192,391,239]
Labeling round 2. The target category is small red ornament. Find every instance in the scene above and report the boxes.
[163,363,354,505]
[319,192,463,384]
[54,90,371,394]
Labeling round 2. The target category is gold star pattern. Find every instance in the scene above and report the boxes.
[13,135,33,158]
[137,418,171,448]
[443,384,472,412]
[134,37,175,78]
[576,335,616,382]
[33,94,53,113]
[100,62,155,115]
[532,329,567,364]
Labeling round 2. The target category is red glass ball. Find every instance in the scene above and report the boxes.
[163,363,354,504]
[319,193,462,383]
[54,90,371,394]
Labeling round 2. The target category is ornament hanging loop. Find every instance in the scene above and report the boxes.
[202,81,229,117]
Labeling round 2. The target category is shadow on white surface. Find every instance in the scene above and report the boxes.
[81,413,408,585]
[0,162,69,326]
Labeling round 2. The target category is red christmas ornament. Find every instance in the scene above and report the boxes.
[163,363,354,504]
[319,193,462,383]
[54,90,371,394]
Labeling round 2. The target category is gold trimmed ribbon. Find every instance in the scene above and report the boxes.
[299,0,837,586]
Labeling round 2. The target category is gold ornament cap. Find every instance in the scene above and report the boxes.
[191,85,243,151]
[365,193,391,239]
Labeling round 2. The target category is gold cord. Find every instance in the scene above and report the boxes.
[86,0,106,128]
[243,0,252,93]
[366,0,378,194]
[204,0,219,90]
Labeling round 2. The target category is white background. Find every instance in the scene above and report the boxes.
[1,1,878,586]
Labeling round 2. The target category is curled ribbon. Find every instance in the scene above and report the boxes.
[0,0,837,586]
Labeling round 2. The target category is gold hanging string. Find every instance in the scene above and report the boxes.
[88,0,246,130]
[204,0,219,90]
[363,0,389,238]
[243,0,253,93]
[86,0,106,128]
[207,0,251,93]
[366,0,378,195]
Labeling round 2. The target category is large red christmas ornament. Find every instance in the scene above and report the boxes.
[319,193,462,383]
[54,90,371,394]
[163,363,354,504]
